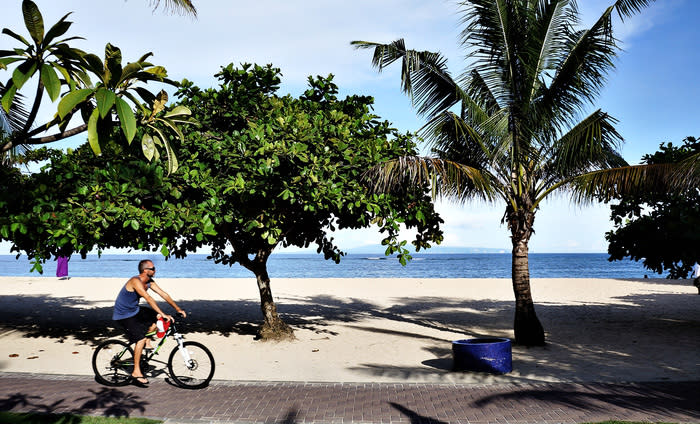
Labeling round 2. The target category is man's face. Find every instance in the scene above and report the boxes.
[144,262,156,277]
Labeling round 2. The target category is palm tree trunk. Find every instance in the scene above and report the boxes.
[249,249,295,341]
[508,207,545,346]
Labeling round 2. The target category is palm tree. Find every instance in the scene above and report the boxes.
[353,0,657,346]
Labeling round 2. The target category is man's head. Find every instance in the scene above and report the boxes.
[138,259,156,274]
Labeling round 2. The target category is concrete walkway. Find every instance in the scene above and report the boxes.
[1,373,699,423]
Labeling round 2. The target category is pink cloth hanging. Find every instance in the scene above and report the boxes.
[56,256,69,277]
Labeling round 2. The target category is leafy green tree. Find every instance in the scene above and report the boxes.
[353,0,656,346]
[0,0,192,173]
[0,63,443,340]
[606,137,700,279]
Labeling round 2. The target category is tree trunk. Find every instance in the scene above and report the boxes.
[250,251,295,341]
[508,206,545,346]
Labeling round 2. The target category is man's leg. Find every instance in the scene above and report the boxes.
[145,322,157,350]
[132,338,147,380]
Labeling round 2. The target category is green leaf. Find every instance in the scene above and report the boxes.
[22,0,45,45]
[121,61,145,80]
[1,84,17,113]
[104,43,123,86]
[57,88,93,119]
[1,28,31,47]
[95,88,116,119]
[160,245,170,257]
[87,107,101,155]
[145,66,167,79]
[40,64,60,101]
[82,53,104,75]
[130,220,140,230]
[163,105,192,118]
[12,61,37,90]
[0,57,24,67]
[142,134,156,161]
[115,97,136,143]
[43,13,72,46]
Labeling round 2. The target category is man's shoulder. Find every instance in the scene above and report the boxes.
[125,275,142,286]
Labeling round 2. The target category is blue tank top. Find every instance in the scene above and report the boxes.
[112,281,151,320]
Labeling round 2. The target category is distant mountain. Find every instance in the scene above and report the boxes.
[345,245,509,254]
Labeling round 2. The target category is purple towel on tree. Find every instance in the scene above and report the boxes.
[56,256,69,277]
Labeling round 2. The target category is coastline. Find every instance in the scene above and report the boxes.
[0,276,698,384]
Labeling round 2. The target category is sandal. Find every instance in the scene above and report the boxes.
[131,376,149,386]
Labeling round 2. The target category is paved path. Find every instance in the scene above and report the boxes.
[1,373,698,424]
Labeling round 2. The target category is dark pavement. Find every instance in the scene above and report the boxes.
[1,373,699,424]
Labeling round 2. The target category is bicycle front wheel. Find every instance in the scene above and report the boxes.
[92,339,134,386]
[167,341,215,389]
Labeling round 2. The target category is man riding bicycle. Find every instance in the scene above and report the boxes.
[112,259,187,386]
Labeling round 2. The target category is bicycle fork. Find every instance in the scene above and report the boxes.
[174,333,195,368]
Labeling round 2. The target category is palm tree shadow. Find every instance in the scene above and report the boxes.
[390,402,448,424]
[471,382,700,419]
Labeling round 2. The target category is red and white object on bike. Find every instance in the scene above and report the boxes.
[156,317,170,338]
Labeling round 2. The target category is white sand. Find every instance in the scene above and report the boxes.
[0,276,698,384]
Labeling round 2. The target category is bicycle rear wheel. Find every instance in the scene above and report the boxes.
[167,341,215,389]
[92,339,134,386]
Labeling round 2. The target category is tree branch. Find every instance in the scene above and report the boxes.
[24,124,88,146]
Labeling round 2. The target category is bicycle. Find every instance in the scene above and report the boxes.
[91,315,215,389]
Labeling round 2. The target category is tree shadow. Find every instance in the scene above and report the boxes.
[0,387,148,419]
[0,282,698,382]
[389,402,448,424]
[471,382,700,419]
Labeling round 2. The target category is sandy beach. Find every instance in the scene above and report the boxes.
[0,276,698,384]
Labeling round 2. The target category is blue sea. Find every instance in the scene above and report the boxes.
[0,253,657,279]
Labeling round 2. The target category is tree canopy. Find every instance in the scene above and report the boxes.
[0,63,443,340]
[606,137,700,279]
[353,0,658,345]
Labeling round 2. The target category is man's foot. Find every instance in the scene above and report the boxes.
[131,375,149,386]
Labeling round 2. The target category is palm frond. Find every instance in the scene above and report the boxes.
[363,156,498,203]
[527,0,571,102]
[148,0,197,17]
[537,5,617,127]
[351,40,459,118]
[613,0,657,21]
[545,109,625,175]
[1,82,31,161]
[670,152,700,191]
[459,0,518,106]
[569,162,682,203]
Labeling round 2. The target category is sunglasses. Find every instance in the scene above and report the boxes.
[145,267,156,271]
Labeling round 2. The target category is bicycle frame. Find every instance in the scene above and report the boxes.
[143,322,193,367]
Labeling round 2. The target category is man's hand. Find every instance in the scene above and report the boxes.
[176,309,187,318]
[157,313,175,322]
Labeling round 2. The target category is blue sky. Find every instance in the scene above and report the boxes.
[1,0,698,254]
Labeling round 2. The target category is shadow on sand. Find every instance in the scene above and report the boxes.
[0,280,698,382]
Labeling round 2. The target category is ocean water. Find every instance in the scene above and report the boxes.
[0,252,657,279]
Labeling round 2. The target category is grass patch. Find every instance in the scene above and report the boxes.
[0,412,162,424]
[585,422,676,424]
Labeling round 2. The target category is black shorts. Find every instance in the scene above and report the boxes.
[115,308,157,344]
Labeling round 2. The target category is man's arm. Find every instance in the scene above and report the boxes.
[150,281,187,318]
[129,278,172,320]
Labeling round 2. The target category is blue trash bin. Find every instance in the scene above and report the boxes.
[452,338,512,374]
